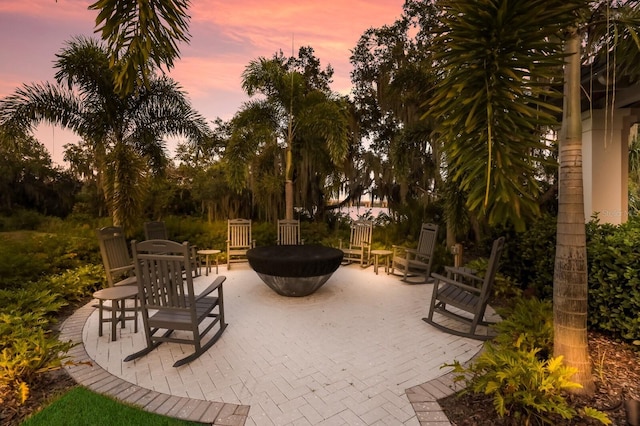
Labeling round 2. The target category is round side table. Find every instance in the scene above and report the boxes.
[370,249,393,275]
[93,286,139,341]
[197,249,221,276]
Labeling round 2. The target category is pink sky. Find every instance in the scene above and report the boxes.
[0,0,405,164]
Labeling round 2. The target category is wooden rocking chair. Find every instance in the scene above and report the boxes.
[143,220,168,240]
[423,236,505,340]
[125,239,227,367]
[96,226,137,288]
[143,220,200,277]
[277,219,304,245]
[226,219,255,269]
[339,219,373,266]
[390,223,438,284]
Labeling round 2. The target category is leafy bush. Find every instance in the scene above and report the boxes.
[465,258,523,300]
[39,264,106,301]
[447,345,609,425]
[0,263,101,407]
[447,298,610,425]
[0,298,74,406]
[0,289,67,325]
[492,297,553,357]
[0,209,48,231]
[0,324,75,405]
[587,217,640,341]
[497,214,557,298]
[493,214,640,343]
[0,232,98,290]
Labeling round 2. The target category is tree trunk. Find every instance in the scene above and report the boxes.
[285,146,294,220]
[554,28,594,395]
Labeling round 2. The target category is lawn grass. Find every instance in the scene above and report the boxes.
[21,387,203,426]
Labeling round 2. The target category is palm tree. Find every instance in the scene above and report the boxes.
[0,36,211,232]
[88,0,191,96]
[226,49,351,220]
[428,0,640,394]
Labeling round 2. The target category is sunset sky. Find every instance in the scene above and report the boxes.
[0,0,405,164]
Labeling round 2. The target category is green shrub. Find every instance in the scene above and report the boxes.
[0,324,75,405]
[0,210,48,231]
[497,214,557,298]
[492,298,553,357]
[0,232,98,290]
[0,289,66,326]
[447,344,609,425]
[0,294,74,406]
[587,217,640,341]
[0,266,91,406]
[446,296,610,425]
[465,258,523,300]
[39,264,106,301]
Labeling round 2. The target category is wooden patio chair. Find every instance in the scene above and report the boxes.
[143,220,168,240]
[125,239,227,367]
[226,219,255,269]
[423,236,505,340]
[339,219,373,267]
[96,226,137,288]
[277,219,304,245]
[143,220,200,277]
[390,223,439,284]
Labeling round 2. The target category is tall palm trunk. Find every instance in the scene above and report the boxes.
[285,97,294,220]
[285,146,294,220]
[554,27,594,395]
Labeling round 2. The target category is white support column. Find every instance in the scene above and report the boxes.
[582,108,639,225]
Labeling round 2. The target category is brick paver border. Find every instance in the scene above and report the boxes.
[60,299,476,425]
[59,302,249,425]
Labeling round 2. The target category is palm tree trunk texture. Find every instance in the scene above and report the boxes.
[553,28,594,395]
[285,147,294,220]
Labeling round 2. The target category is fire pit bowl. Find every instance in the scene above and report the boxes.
[246,245,343,297]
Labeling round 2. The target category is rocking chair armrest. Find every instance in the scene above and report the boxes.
[391,245,416,260]
[431,272,482,294]
[444,266,481,282]
[402,247,420,259]
[111,264,135,275]
[197,276,226,301]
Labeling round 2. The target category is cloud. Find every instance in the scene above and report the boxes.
[1,0,405,164]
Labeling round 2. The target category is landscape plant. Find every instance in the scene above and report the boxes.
[447,297,610,425]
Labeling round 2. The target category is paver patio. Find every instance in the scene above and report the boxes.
[60,262,496,425]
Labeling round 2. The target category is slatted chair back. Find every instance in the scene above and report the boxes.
[226,219,255,269]
[423,236,505,340]
[277,219,303,245]
[390,223,438,283]
[96,226,136,287]
[144,221,168,240]
[126,239,226,367]
[142,220,200,277]
[416,223,438,259]
[477,236,505,309]
[339,219,373,266]
[135,240,194,311]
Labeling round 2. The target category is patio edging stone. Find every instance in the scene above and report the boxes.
[59,298,478,425]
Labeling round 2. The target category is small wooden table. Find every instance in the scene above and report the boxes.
[370,249,393,275]
[197,249,221,276]
[93,286,139,341]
